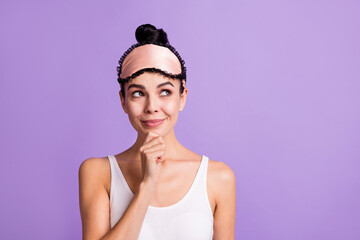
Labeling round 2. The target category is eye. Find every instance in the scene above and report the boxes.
[132,91,144,97]
[160,89,172,96]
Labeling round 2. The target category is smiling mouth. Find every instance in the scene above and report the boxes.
[141,119,165,127]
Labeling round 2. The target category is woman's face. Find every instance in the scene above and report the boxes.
[119,72,187,137]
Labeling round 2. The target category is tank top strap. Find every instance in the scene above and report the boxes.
[108,155,134,198]
[182,155,208,196]
[201,155,209,174]
[200,155,213,218]
[199,155,209,183]
[190,155,207,188]
[108,155,117,180]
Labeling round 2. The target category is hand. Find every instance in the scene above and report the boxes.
[139,132,165,184]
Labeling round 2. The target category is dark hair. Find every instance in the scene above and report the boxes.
[117,24,187,98]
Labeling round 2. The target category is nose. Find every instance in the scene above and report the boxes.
[144,94,159,113]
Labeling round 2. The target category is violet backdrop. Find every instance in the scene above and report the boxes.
[0,0,359,239]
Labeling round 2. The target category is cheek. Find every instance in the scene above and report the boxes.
[126,101,143,117]
[162,98,180,114]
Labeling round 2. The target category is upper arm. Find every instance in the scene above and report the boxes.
[78,158,111,240]
[212,161,236,240]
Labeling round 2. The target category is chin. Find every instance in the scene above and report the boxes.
[137,126,173,138]
[143,129,165,137]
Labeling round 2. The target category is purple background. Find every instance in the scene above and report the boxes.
[1,0,359,239]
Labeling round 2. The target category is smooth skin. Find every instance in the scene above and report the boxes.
[79,72,236,239]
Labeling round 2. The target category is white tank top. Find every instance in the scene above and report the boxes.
[108,155,214,240]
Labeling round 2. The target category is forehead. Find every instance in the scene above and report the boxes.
[124,72,180,88]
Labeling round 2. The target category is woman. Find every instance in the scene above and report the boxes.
[79,24,236,240]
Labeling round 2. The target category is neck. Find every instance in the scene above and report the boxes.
[128,129,185,161]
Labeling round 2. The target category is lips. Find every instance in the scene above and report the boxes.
[141,119,165,127]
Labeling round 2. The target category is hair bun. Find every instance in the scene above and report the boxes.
[135,24,169,46]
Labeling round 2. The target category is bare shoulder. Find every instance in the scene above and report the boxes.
[207,159,236,200]
[78,157,111,192]
[208,159,236,184]
[79,157,109,176]
[78,157,112,238]
[208,159,236,239]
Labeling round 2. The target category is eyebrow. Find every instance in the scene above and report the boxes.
[127,81,175,90]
